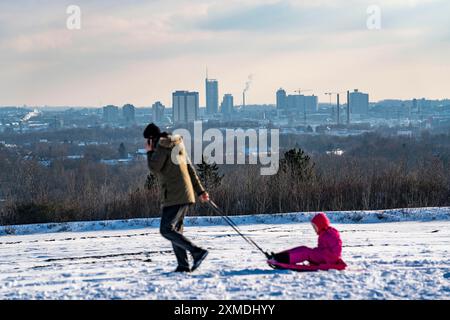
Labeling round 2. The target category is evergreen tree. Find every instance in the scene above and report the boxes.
[196,156,223,190]
[118,143,127,159]
[281,148,315,182]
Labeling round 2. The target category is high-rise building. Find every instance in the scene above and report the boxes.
[102,105,119,123]
[286,94,300,110]
[205,78,219,114]
[349,89,369,115]
[221,94,234,115]
[304,95,319,113]
[286,94,318,113]
[122,104,135,124]
[276,88,287,109]
[172,91,199,124]
[152,101,165,123]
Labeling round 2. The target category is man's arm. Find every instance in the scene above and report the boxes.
[187,162,206,196]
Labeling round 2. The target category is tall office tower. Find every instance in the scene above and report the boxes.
[221,94,234,115]
[102,105,119,123]
[276,88,287,109]
[152,101,165,123]
[172,91,199,124]
[122,104,136,124]
[205,78,219,114]
[349,89,369,115]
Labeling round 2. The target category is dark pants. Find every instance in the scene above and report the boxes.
[160,204,201,268]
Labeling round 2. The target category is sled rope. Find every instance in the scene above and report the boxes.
[207,200,271,259]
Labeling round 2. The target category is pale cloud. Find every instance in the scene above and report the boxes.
[8,30,74,53]
[0,0,448,106]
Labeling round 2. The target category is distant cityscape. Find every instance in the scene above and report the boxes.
[2,76,450,213]
[1,73,450,138]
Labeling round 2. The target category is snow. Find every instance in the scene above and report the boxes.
[0,209,449,299]
[1,206,449,237]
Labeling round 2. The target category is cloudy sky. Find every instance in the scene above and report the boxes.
[0,0,449,107]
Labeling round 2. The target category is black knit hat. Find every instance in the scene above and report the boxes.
[143,123,161,139]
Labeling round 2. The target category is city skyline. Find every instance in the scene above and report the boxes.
[1,0,449,106]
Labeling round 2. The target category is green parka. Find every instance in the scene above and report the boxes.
[147,134,205,207]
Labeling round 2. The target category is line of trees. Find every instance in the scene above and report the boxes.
[1,133,450,225]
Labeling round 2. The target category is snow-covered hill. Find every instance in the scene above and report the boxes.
[0,208,449,299]
[1,206,449,237]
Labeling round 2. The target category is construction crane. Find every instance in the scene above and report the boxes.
[295,89,312,95]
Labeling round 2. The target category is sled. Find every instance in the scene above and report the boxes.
[267,259,347,272]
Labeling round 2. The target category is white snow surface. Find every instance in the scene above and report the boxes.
[0,208,449,299]
[1,206,449,237]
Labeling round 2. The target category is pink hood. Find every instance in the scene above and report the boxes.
[311,213,330,234]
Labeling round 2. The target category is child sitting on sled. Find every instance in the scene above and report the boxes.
[269,213,346,270]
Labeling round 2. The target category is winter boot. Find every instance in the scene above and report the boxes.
[174,265,191,273]
[272,252,290,264]
[191,249,208,272]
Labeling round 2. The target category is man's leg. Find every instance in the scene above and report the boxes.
[171,219,189,268]
[160,204,202,262]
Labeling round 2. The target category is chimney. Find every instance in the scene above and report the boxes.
[347,90,350,125]
[337,93,340,125]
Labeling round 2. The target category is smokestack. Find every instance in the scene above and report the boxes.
[347,90,350,125]
[243,91,246,108]
[337,93,340,125]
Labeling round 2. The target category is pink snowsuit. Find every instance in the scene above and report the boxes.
[284,213,344,265]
